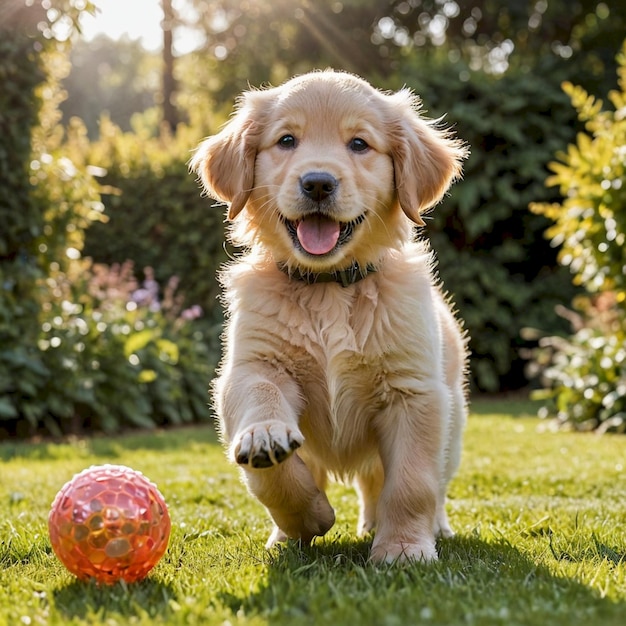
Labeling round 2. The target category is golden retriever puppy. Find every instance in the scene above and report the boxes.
[192,70,469,563]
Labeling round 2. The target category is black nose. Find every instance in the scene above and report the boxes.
[300,172,337,202]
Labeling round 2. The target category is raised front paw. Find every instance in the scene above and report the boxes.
[232,421,303,468]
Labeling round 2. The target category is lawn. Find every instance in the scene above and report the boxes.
[1,397,625,626]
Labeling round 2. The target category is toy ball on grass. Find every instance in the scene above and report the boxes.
[48,464,171,584]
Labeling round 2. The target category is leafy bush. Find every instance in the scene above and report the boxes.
[25,260,215,436]
[530,296,626,433]
[2,243,217,438]
[529,42,626,432]
[530,61,626,301]
[73,115,229,317]
[0,34,74,435]
[390,56,579,390]
[0,17,216,438]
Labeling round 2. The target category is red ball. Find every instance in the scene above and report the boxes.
[48,464,171,584]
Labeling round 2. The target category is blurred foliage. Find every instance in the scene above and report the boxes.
[0,28,48,434]
[59,36,161,138]
[0,0,92,435]
[175,0,624,390]
[0,1,214,438]
[530,295,626,433]
[384,0,624,87]
[530,42,626,431]
[0,33,45,293]
[180,0,388,98]
[67,2,626,134]
[14,259,215,437]
[390,56,580,390]
[70,114,228,318]
[176,0,626,109]
[60,0,625,392]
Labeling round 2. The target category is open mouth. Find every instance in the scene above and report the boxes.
[282,213,366,257]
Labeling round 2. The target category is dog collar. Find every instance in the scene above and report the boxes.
[278,261,377,287]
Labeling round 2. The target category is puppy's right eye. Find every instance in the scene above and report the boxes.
[349,137,369,152]
[278,135,297,149]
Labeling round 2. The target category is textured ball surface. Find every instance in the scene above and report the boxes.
[48,464,171,584]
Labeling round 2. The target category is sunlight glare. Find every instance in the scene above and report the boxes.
[79,0,203,54]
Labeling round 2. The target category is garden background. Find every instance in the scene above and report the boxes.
[1,0,625,438]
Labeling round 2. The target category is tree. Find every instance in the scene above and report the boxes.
[177,0,626,109]
[382,1,625,87]
[161,0,179,132]
[179,0,391,107]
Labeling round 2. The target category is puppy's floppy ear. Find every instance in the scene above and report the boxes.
[190,93,262,220]
[389,89,469,226]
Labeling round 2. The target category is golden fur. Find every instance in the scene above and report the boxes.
[191,70,469,563]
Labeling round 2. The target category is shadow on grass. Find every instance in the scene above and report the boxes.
[0,424,220,462]
[221,535,625,626]
[53,577,178,622]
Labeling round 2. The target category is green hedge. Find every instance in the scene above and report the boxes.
[78,117,228,316]
[390,57,580,390]
[0,33,49,431]
[0,29,216,438]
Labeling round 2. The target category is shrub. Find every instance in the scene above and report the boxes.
[529,42,626,432]
[2,254,216,439]
[72,115,229,319]
[0,14,217,438]
[26,260,215,436]
[0,32,47,406]
[530,59,626,301]
[530,296,626,433]
[390,57,579,390]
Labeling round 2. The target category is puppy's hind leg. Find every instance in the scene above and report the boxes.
[355,459,384,536]
[435,381,467,539]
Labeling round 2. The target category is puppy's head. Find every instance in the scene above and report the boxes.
[192,70,467,272]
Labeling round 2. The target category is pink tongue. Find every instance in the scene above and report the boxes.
[296,216,341,255]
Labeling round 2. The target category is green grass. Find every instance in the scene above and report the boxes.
[1,398,625,625]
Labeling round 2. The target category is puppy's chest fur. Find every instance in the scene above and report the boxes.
[221,246,443,468]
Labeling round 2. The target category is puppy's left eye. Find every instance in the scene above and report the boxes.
[348,137,370,153]
[278,134,297,149]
